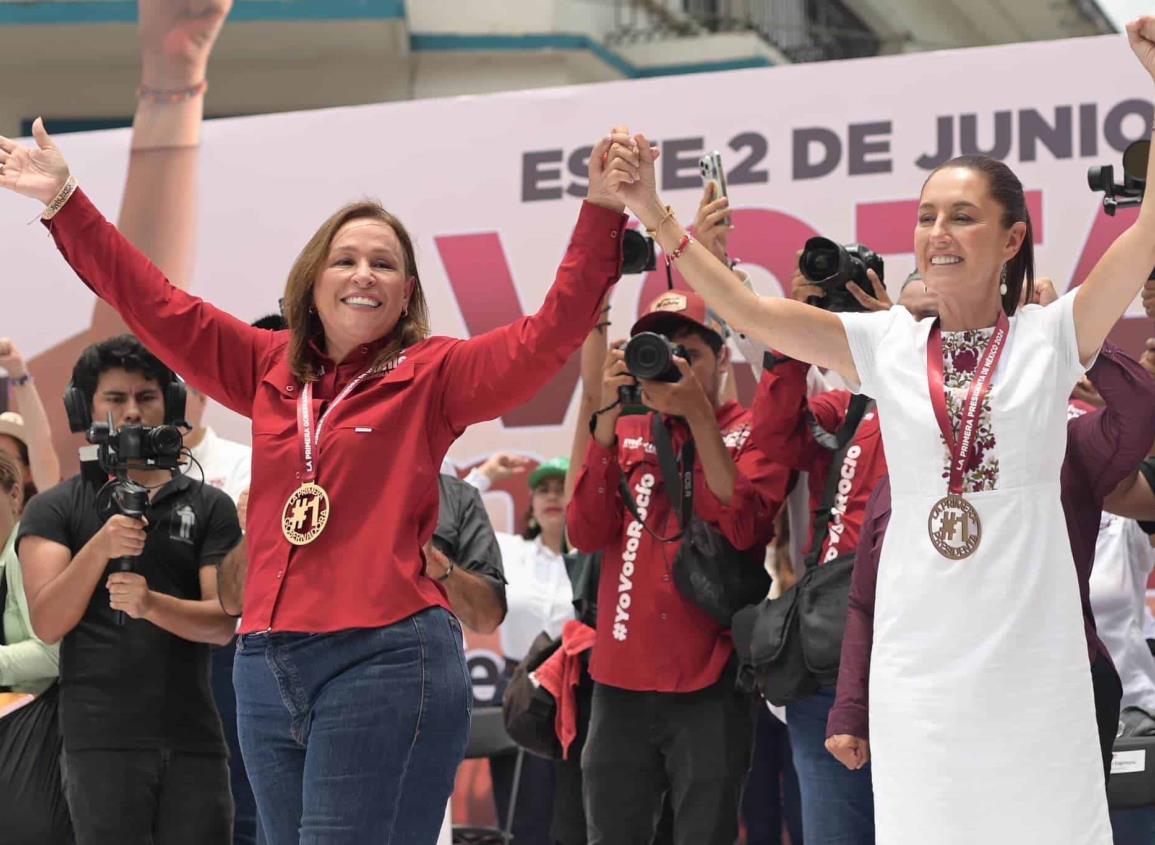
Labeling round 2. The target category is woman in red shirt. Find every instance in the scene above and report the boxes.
[0,124,632,844]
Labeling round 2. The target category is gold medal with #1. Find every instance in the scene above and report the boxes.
[927,493,981,560]
[281,482,330,546]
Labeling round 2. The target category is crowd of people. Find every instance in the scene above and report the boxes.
[2,2,1155,844]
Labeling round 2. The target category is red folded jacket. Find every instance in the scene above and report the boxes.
[533,620,596,759]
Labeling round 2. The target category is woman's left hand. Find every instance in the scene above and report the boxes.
[0,119,71,206]
[1127,16,1155,82]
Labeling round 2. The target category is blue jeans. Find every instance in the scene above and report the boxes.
[786,689,875,844]
[234,608,472,845]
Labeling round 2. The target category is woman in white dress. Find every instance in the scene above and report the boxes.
[593,19,1155,843]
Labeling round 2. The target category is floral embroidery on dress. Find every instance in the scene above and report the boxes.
[940,327,999,493]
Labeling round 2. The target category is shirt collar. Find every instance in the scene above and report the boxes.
[307,334,393,372]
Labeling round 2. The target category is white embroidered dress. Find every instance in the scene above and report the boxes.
[838,290,1112,844]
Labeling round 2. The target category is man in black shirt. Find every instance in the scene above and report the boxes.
[17,336,241,845]
[430,469,507,632]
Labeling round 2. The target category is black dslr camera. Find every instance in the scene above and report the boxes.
[798,237,884,313]
[1088,139,1150,215]
[622,229,657,274]
[618,331,688,407]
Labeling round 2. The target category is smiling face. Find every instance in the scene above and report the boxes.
[915,166,1026,308]
[313,218,415,362]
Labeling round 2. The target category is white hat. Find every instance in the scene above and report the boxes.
[0,412,26,447]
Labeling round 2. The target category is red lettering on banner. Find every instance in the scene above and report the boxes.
[1066,205,1149,357]
[436,232,580,427]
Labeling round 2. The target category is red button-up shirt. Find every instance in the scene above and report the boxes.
[567,403,791,693]
[751,358,887,565]
[46,190,625,634]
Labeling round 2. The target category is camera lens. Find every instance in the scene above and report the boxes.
[625,332,677,381]
[146,425,183,457]
[799,236,849,284]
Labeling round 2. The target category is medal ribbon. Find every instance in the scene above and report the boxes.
[926,311,1009,496]
[296,368,377,483]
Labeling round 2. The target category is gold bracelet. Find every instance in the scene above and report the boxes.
[41,175,78,221]
[645,205,676,237]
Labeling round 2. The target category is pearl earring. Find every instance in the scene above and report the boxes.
[999,265,1008,297]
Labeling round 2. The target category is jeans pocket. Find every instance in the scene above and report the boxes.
[444,613,473,717]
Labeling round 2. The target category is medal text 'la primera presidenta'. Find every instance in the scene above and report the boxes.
[281,369,377,547]
[925,312,1009,560]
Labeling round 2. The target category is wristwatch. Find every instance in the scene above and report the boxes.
[8,373,32,387]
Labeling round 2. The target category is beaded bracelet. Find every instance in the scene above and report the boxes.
[136,80,208,105]
[41,175,78,221]
[667,234,695,263]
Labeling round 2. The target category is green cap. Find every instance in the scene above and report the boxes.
[528,457,569,489]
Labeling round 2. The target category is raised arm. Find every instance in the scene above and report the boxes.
[1073,18,1155,361]
[93,0,232,338]
[602,131,857,382]
[438,132,627,433]
[0,339,61,493]
[0,125,275,418]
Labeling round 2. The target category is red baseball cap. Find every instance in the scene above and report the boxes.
[630,289,727,343]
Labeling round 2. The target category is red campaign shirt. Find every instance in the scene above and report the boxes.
[567,402,792,693]
[46,190,625,634]
[751,359,887,564]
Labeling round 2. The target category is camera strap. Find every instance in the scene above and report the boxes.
[617,415,694,544]
[807,392,871,451]
[804,396,874,571]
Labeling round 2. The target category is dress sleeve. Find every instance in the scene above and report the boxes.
[835,308,908,398]
[1027,289,1088,390]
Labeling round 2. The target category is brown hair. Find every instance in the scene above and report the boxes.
[926,156,1035,315]
[281,202,430,383]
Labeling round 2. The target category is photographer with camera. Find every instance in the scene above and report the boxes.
[15,335,241,844]
[568,288,792,845]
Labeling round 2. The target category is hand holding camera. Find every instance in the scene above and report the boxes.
[98,513,149,561]
[636,357,711,424]
[106,571,155,621]
[594,345,634,448]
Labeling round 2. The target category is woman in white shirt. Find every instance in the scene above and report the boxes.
[467,454,574,663]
